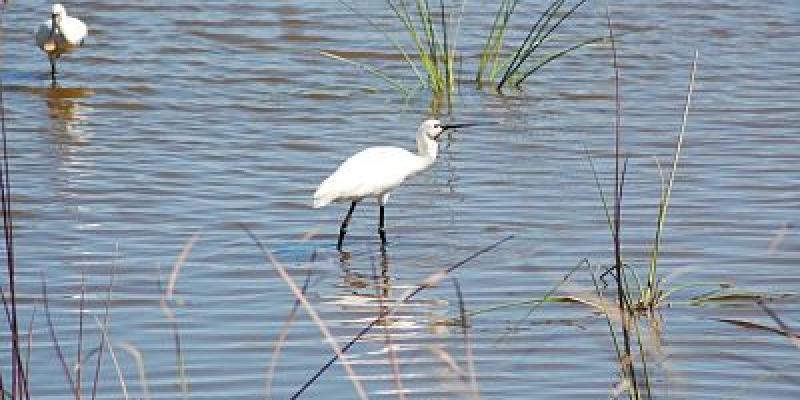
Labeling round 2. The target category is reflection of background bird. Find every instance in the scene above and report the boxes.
[41,86,93,146]
[34,3,88,83]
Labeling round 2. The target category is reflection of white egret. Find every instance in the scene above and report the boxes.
[34,4,88,83]
[41,85,93,144]
[313,120,477,251]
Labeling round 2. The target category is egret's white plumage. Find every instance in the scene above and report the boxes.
[34,4,88,81]
[314,119,474,250]
[313,119,443,209]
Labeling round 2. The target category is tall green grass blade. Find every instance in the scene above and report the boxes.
[477,0,521,84]
[660,282,731,303]
[497,0,566,89]
[337,0,426,85]
[388,0,438,91]
[319,51,411,95]
[499,0,592,90]
[497,258,589,341]
[582,145,615,242]
[440,0,452,107]
[605,7,641,396]
[645,50,698,308]
[450,0,469,92]
[456,258,586,324]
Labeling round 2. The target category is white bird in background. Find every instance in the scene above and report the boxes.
[313,119,477,251]
[34,3,88,83]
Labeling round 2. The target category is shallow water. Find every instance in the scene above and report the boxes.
[1,0,799,398]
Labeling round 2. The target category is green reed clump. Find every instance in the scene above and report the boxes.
[580,9,698,395]
[480,0,600,90]
[325,0,598,105]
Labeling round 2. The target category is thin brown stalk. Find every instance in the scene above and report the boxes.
[375,253,405,400]
[496,258,586,341]
[42,275,77,394]
[283,233,514,399]
[756,299,800,348]
[160,234,197,398]
[453,279,479,399]
[265,269,312,399]
[428,345,469,381]
[166,234,198,302]
[91,316,129,400]
[0,288,28,399]
[242,227,370,400]
[118,342,150,400]
[767,223,792,254]
[607,7,638,397]
[25,305,36,391]
[76,274,86,400]
[0,39,27,400]
[91,258,117,400]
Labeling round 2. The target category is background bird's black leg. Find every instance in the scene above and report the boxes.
[50,58,57,84]
[378,205,387,248]
[337,201,357,251]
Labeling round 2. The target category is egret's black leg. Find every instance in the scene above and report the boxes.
[378,205,387,248]
[337,201,358,251]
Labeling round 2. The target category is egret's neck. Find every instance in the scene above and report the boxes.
[416,132,438,165]
[52,14,65,29]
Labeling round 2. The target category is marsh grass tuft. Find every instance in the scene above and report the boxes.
[488,0,599,90]
[385,0,460,106]
[325,0,597,107]
[579,10,701,397]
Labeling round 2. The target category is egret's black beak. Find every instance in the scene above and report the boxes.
[434,123,481,140]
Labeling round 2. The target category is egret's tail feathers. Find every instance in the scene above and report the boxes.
[312,188,334,208]
[313,197,331,208]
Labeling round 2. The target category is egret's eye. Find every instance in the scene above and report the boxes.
[433,124,441,129]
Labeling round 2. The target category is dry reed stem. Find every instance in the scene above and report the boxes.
[265,270,312,399]
[91,316,129,400]
[453,279,479,399]
[76,274,86,400]
[24,305,36,391]
[767,223,792,255]
[756,300,800,349]
[42,275,77,394]
[160,234,197,398]
[118,341,150,400]
[166,234,199,304]
[374,254,405,400]
[91,252,118,400]
[428,345,467,379]
[288,234,513,399]
[243,227,369,400]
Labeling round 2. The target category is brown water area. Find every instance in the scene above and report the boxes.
[0,0,799,398]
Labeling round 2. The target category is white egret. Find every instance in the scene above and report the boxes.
[34,4,88,83]
[313,119,476,250]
